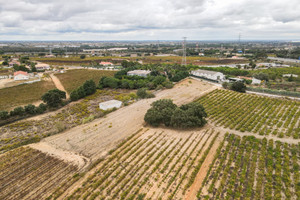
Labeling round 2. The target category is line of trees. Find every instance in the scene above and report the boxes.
[0,103,47,121]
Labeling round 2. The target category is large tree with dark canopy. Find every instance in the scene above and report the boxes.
[42,89,66,107]
[144,99,207,128]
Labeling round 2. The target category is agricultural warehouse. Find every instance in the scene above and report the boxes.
[99,100,122,110]
[127,70,151,77]
[191,69,225,82]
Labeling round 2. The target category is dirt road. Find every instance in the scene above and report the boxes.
[40,79,217,162]
[50,73,70,99]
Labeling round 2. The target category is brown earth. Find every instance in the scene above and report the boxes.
[39,78,217,162]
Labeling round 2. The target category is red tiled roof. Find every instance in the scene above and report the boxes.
[14,71,28,76]
[100,61,113,65]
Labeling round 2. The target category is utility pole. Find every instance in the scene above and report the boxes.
[238,33,242,51]
[181,37,187,66]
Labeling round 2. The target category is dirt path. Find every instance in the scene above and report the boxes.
[50,73,70,99]
[40,79,217,161]
[211,123,300,144]
[185,133,223,200]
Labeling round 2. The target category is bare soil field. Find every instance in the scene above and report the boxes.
[40,78,217,161]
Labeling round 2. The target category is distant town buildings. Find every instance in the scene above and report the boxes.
[9,60,20,67]
[127,70,151,77]
[44,54,56,58]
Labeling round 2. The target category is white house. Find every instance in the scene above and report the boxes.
[99,100,122,111]
[127,70,151,77]
[191,69,225,82]
[14,71,29,80]
[35,62,50,71]
[252,78,261,84]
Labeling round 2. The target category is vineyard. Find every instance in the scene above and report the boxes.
[197,89,300,139]
[48,128,221,200]
[55,69,115,93]
[0,147,78,200]
[198,134,300,200]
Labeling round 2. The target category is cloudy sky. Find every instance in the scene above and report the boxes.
[0,0,299,41]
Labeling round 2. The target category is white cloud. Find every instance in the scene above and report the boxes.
[0,0,299,40]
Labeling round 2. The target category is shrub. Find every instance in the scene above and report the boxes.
[170,71,189,82]
[42,89,66,107]
[163,81,174,89]
[82,115,95,124]
[230,82,246,93]
[83,80,96,95]
[254,73,269,81]
[55,121,66,132]
[99,76,120,88]
[70,90,79,101]
[137,88,155,99]
[0,111,9,120]
[10,106,25,116]
[222,82,229,89]
[24,104,36,115]
[37,103,47,113]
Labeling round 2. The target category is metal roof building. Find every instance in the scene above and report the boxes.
[99,100,122,111]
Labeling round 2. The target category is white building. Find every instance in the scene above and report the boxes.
[252,78,261,84]
[14,71,29,80]
[191,69,225,82]
[35,62,50,71]
[99,100,122,111]
[127,70,151,77]
[283,74,298,78]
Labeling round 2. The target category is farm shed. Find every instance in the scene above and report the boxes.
[191,69,225,82]
[127,70,151,77]
[99,100,122,110]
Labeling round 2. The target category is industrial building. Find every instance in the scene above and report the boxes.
[127,70,151,77]
[191,69,225,82]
